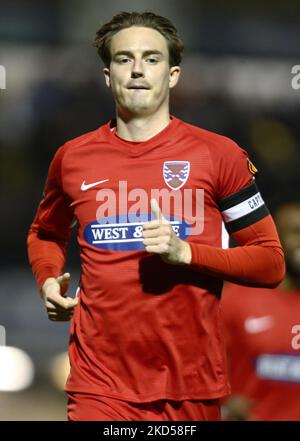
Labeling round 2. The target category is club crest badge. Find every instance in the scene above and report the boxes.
[163,161,190,190]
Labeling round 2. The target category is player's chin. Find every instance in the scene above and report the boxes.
[124,99,152,114]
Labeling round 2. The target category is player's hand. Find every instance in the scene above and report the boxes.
[142,198,192,265]
[40,272,78,321]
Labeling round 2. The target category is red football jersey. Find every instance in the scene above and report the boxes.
[29,116,270,402]
[222,283,300,420]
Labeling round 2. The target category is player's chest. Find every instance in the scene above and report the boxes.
[63,149,216,211]
[62,147,219,248]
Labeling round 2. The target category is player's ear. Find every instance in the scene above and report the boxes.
[169,66,180,89]
[103,67,111,88]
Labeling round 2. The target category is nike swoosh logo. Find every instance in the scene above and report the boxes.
[244,316,274,334]
[81,179,109,191]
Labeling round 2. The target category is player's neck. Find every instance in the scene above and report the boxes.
[115,109,172,142]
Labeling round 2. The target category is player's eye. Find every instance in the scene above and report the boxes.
[145,57,159,64]
[117,57,131,64]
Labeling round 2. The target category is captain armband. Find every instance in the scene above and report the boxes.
[218,182,269,233]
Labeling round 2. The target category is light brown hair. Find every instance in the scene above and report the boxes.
[94,11,184,67]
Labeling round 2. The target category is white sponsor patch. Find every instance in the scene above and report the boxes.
[222,192,264,223]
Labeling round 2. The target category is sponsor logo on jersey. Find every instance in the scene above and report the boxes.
[163,161,190,190]
[256,354,300,383]
[81,179,109,191]
[84,214,190,251]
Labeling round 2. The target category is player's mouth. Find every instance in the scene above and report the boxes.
[127,82,150,90]
[128,87,150,90]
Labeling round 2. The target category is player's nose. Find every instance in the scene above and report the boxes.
[131,60,144,78]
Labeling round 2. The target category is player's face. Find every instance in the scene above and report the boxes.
[276,204,300,278]
[103,26,180,117]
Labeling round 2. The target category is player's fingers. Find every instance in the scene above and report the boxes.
[143,235,171,247]
[57,272,71,296]
[144,244,169,254]
[48,311,74,319]
[46,306,57,313]
[46,297,68,310]
[46,305,75,314]
[142,225,170,238]
[142,221,160,230]
[151,198,168,223]
[142,228,160,238]
[46,295,78,310]
[143,237,161,247]
[47,306,74,315]
[56,272,70,283]
[48,308,74,319]
[142,230,159,239]
[65,296,78,307]
[48,314,73,322]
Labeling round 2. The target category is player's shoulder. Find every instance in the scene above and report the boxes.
[62,127,101,152]
[53,122,107,162]
[179,118,242,156]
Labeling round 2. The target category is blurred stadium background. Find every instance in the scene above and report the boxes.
[0,0,300,420]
